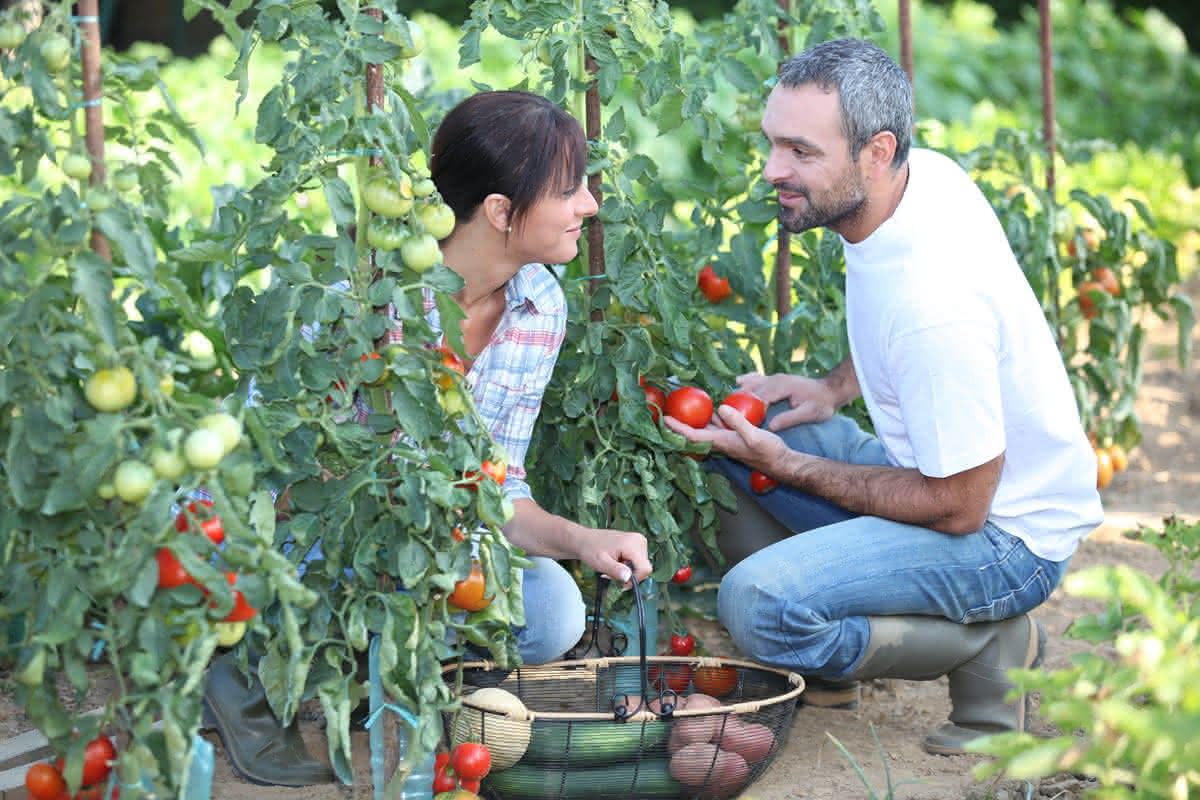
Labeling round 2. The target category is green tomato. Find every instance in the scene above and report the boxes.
[439,386,469,417]
[114,460,155,504]
[84,366,137,412]
[367,217,407,251]
[40,34,71,72]
[385,19,425,58]
[158,374,175,397]
[84,187,113,212]
[362,175,413,218]
[411,177,436,198]
[150,447,187,481]
[97,482,116,500]
[201,412,243,455]
[13,648,45,687]
[62,153,92,181]
[416,201,456,240]
[401,233,441,273]
[184,428,225,470]
[0,22,26,50]
[215,621,247,648]
[112,166,138,192]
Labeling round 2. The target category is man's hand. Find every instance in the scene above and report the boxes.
[665,403,793,474]
[736,372,840,431]
[575,529,652,589]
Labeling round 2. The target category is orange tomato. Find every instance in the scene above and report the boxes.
[1108,443,1128,472]
[1093,266,1120,297]
[1067,229,1100,258]
[448,562,491,611]
[24,762,66,800]
[1096,448,1114,489]
[1077,280,1105,319]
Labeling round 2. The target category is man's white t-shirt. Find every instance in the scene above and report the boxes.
[841,148,1103,561]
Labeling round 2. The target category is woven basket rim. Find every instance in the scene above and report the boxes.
[442,656,806,721]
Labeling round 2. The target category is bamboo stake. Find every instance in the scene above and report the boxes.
[78,0,110,261]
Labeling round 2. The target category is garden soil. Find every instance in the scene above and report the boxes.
[2,277,1196,799]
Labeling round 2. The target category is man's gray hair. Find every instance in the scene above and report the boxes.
[777,39,913,168]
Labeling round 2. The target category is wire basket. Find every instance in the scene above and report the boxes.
[442,570,804,799]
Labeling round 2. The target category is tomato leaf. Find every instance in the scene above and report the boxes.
[71,252,119,350]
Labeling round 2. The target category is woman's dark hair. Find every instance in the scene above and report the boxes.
[430,90,587,234]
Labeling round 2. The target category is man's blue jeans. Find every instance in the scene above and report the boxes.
[708,406,1070,679]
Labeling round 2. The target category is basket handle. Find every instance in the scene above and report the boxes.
[609,562,679,722]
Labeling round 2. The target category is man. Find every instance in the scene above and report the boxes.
[666,38,1103,755]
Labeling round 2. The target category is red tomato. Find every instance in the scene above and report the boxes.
[223,573,258,622]
[693,665,738,697]
[721,391,766,428]
[432,767,456,793]
[749,471,777,494]
[450,741,492,780]
[174,500,224,545]
[671,565,692,584]
[1077,280,1104,319]
[665,386,713,428]
[459,778,481,793]
[156,548,193,589]
[435,752,451,770]
[670,633,695,656]
[466,459,507,489]
[1093,266,1120,296]
[644,384,667,423]
[648,662,693,693]
[80,735,115,788]
[697,265,732,303]
[25,762,66,800]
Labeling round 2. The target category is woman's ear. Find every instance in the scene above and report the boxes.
[482,193,511,234]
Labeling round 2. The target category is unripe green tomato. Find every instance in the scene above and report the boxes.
[84,187,113,212]
[84,366,137,412]
[200,412,243,455]
[215,621,247,647]
[184,428,225,470]
[416,201,456,240]
[181,331,216,364]
[411,177,436,198]
[114,460,155,504]
[0,22,26,50]
[150,447,187,481]
[112,166,138,192]
[40,34,71,72]
[401,233,441,272]
[385,20,425,58]
[159,374,175,396]
[62,153,92,180]
[362,175,413,218]
[97,482,116,500]
[13,648,45,687]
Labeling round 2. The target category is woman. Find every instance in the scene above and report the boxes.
[420,90,653,663]
[204,91,653,787]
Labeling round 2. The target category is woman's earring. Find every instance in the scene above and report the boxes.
[506,225,512,233]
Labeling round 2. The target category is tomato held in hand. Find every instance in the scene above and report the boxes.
[450,742,492,780]
[671,565,692,584]
[749,471,777,494]
[670,633,695,656]
[25,762,67,800]
[665,386,713,428]
[721,391,766,428]
[448,562,491,611]
[693,665,738,697]
[697,265,732,303]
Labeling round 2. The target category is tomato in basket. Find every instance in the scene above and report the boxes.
[693,665,737,697]
[647,661,692,693]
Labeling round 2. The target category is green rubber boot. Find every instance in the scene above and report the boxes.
[201,650,335,786]
[843,614,1046,755]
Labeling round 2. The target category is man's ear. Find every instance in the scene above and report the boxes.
[482,193,511,233]
[863,130,899,176]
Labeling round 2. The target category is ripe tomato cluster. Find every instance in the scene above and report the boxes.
[1094,440,1130,489]
[1076,266,1121,319]
[25,735,116,800]
[433,742,492,794]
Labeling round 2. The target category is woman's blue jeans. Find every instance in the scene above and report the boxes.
[708,406,1070,679]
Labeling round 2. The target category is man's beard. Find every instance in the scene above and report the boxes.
[776,168,867,234]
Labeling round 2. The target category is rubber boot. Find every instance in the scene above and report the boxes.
[201,650,335,786]
[715,482,861,708]
[842,614,1046,755]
